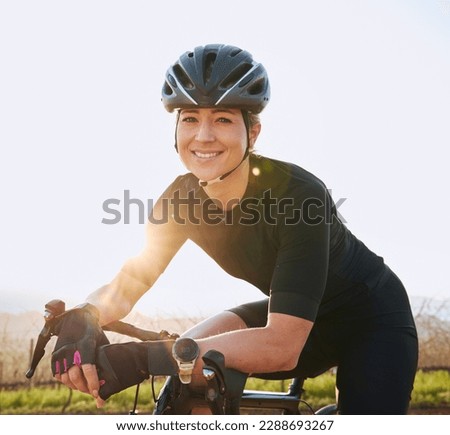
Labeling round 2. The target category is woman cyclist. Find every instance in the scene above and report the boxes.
[51,44,418,414]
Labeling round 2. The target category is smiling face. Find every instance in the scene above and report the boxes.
[176,108,259,183]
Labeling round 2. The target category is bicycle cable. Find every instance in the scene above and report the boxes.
[299,399,316,414]
[130,383,141,415]
[151,376,158,403]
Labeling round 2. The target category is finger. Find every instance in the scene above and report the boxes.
[81,363,100,398]
[96,396,106,408]
[67,365,90,394]
[60,371,78,390]
[53,361,62,379]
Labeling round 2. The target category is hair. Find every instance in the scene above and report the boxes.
[244,111,261,153]
[247,112,260,129]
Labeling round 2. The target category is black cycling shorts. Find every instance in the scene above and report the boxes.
[227,271,418,414]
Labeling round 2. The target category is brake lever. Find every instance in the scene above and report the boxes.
[25,299,66,379]
[202,350,248,415]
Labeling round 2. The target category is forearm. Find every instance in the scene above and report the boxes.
[195,314,313,374]
[198,329,289,374]
[86,271,151,325]
[85,218,183,326]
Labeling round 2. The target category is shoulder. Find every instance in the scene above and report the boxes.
[250,154,328,197]
[160,172,200,198]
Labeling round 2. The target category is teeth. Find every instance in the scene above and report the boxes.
[194,151,220,158]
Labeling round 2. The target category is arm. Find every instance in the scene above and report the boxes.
[94,311,312,403]
[85,254,164,326]
[87,192,188,325]
[86,269,151,326]
[53,190,187,402]
[195,312,313,374]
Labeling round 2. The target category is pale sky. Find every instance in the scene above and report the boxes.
[1,0,449,318]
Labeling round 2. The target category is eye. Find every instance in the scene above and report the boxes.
[180,116,197,123]
[216,117,232,124]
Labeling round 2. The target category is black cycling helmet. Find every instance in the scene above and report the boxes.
[162,44,270,114]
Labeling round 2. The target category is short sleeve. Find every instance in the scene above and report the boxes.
[269,182,331,321]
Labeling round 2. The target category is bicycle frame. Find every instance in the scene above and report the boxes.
[152,372,334,415]
[240,378,307,414]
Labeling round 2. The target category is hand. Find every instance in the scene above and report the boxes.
[51,304,109,400]
[96,340,178,402]
[96,342,149,402]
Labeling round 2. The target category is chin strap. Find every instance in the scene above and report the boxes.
[198,147,249,187]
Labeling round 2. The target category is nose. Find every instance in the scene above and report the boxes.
[195,120,215,143]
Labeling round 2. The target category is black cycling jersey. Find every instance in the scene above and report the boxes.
[122,153,418,414]
[127,154,412,325]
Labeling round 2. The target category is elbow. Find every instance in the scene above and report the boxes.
[265,341,301,372]
[264,330,305,372]
[277,351,300,372]
[264,313,313,373]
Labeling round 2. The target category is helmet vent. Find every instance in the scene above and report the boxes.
[173,64,194,90]
[248,78,265,95]
[204,52,217,84]
[221,63,253,89]
[229,48,242,57]
[163,82,173,96]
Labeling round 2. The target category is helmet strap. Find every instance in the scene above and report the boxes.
[198,146,249,187]
[174,111,180,152]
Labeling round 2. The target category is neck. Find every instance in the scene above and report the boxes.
[202,158,250,210]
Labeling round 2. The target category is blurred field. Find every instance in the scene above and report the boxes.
[0,298,449,414]
[1,370,449,414]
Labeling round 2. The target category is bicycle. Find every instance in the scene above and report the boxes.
[26,299,338,415]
